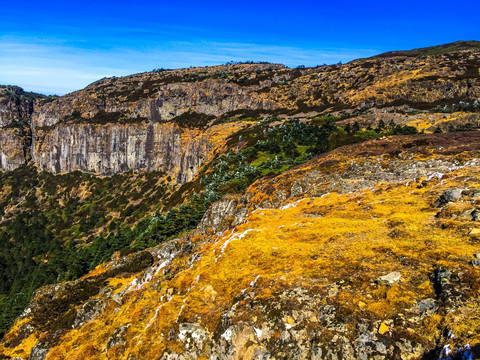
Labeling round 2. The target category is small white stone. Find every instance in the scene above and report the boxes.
[377,271,401,285]
[221,329,233,341]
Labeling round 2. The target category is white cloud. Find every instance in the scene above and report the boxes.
[0,38,379,95]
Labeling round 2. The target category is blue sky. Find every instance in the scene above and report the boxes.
[1,0,479,95]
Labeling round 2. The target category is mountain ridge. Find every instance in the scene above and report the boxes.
[0,42,478,176]
[370,40,480,59]
[1,41,480,359]
[9,40,480,98]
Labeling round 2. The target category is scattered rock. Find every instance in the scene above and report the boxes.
[106,323,131,353]
[417,299,439,315]
[471,259,480,267]
[28,345,49,360]
[472,190,480,199]
[199,195,247,235]
[177,323,207,350]
[431,267,451,287]
[430,267,461,303]
[377,271,401,285]
[459,208,476,219]
[73,299,105,329]
[433,189,463,207]
[472,209,480,221]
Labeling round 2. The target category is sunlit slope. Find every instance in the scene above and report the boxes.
[2,132,480,359]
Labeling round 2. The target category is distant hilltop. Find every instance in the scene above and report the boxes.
[370,40,480,58]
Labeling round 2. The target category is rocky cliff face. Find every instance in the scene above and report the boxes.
[31,63,285,129]
[33,121,243,182]
[0,129,25,171]
[30,63,285,178]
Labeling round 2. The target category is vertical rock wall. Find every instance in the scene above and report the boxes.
[33,122,228,183]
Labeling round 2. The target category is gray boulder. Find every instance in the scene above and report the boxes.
[433,189,463,207]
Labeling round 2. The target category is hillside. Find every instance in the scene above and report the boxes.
[1,42,480,360]
[2,132,480,359]
[372,40,480,58]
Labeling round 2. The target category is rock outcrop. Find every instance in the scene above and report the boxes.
[0,128,26,171]
[0,86,40,170]
[33,121,242,182]
[30,63,285,177]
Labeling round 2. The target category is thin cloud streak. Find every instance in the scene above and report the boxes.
[0,39,379,95]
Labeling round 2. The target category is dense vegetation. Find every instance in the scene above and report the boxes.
[0,86,47,129]
[0,167,168,336]
[200,117,337,195]
[200,117,418,196]
[0,85,46,103]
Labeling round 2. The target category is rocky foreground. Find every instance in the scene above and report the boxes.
[1,132,480,359]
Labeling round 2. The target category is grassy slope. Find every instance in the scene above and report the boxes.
[2,132,480,358]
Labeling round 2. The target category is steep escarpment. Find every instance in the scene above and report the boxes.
[30,63,286,177]
[31,63,286,129]
[33,121,245,182]
[2,133,480,360]
[0,131,25,171]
